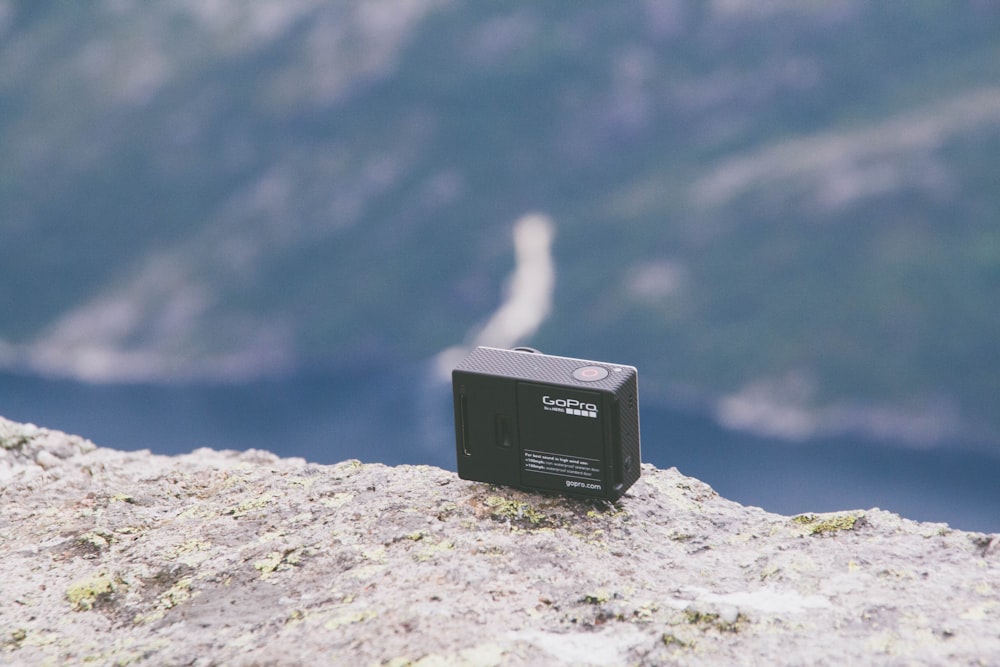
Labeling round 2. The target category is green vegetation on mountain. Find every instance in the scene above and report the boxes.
[1,1,998,444]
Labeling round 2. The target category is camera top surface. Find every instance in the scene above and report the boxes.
[453,346,636,392]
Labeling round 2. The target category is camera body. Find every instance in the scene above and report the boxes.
[452,347,640,501]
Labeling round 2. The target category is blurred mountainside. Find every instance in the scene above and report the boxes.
[1,1,999,449]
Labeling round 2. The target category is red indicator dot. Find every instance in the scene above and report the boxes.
[572,366,609,382]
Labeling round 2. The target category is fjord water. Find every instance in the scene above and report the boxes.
[3,369,998,533]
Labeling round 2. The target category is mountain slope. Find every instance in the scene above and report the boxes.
[2,1,999,447]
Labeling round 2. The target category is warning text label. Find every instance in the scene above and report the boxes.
[523,449,601,482]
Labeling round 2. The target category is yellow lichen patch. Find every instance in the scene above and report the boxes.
[329,459,364,480]
[254,551,285,578]
[74,637,171,667]
[792,512,864,536]
[877,567,918,581]
[683,609,745,633]
[15,628,59,651]
[77,530,112,552]
[415,539,454,562]
[164,539,213,567]
[662,632,694,649]
[257,530,287,544]
[175,503,215,520]
[223,470,252,488]
[633,601,658,622]
[586,503,629,522]
[228,491,280,517]
[484,495,545,526]
[582,590,610,604]
[285,550,306,566]
[66,572,118,611]
[362,546,387,563]
[323,609,377,630]
[254,547,310,580]
[134,577,197,625]
[4,628,27,650]
[667,530,695,542]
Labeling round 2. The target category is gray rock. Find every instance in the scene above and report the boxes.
[0,415,997,666]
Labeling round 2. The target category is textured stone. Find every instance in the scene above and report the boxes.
[0,416,998,666]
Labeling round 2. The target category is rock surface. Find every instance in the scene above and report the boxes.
[1,416,998,666]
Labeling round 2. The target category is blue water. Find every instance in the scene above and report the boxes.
[2,370,998,533]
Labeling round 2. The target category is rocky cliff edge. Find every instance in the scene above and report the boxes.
[1,416,998,666]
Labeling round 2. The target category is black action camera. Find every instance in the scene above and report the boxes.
[452,347,641,501]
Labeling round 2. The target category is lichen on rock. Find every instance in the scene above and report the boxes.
[791,511,866,535]
[0,415,998,666]
[66,572,119,612]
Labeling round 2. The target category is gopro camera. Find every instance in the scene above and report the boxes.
[452,346,640,501]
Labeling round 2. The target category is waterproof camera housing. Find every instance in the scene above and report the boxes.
[452,347,640,501]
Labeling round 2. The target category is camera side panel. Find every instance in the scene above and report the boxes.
[453,371,521,487]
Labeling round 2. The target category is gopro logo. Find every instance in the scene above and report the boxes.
[542,395,598,418]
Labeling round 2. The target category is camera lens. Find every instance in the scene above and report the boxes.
[573,366,609,382]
